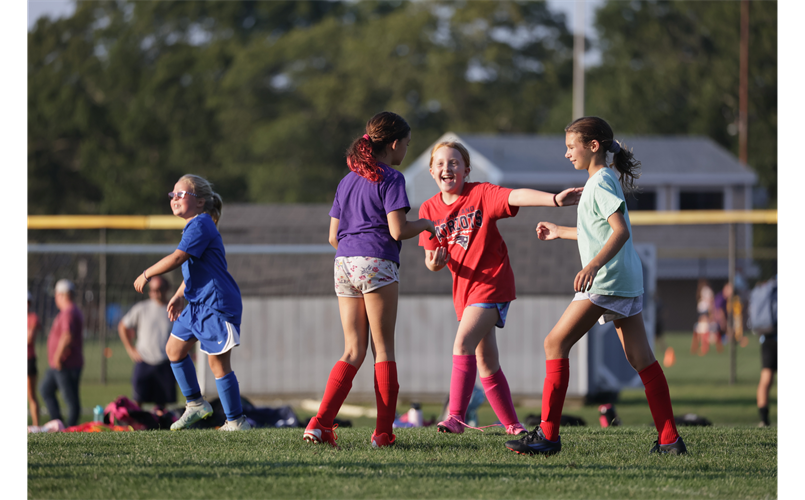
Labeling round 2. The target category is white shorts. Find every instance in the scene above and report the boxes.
[573,292,643,325]
[334,256,399,297]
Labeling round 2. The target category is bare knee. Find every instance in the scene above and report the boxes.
[625,351,656,373]
[544,334,570,359]
[341,346,367,369]
[476,352,500,377]
[207,354,232,379]
[165,342,185,362]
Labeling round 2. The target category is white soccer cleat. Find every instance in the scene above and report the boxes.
[218,415,252,431]
[170,400,213,431]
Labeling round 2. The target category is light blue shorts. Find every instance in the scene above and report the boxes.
[467,302,510,328]
[171,303,240,355]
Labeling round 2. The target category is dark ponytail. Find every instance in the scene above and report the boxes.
[345,111,410,183]
[565,116,641,194]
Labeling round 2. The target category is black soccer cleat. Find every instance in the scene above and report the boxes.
[505,426,562,456]
[649,436,687,455]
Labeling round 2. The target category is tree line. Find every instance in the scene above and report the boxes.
[28,0,776,217]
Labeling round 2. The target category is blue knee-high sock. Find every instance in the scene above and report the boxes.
[170,356,201,401]
[215,371,243,421]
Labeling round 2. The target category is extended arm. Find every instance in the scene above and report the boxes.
[536,222,578,241]
[134,249,190,293]
[387,209,436,241]
[424,247,450,272]
[508,187,583,207]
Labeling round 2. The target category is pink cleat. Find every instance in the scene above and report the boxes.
[436,415,465,434]
[506,422,527,435]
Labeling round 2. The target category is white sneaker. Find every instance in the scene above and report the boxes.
[170,400,213,431]
[218,415,252,431]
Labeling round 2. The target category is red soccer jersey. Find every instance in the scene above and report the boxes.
[418,182,519,320]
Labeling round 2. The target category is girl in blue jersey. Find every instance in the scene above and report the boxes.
[133,174,249,431]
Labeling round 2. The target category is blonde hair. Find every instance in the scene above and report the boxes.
[429,141,471,179]
[179,174,223,225]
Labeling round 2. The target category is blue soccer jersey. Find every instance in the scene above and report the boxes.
[177,213,242,323]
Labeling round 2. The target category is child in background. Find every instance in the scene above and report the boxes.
[133,174,250,431]
[506,116,686,455]
[303,111,435,448]
[418,141,582,436]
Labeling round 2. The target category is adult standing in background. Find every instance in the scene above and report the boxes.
[41,279,84,427]
[118,275,176,411]
[28,292,42,426]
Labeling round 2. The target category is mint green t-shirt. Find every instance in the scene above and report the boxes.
[576,167,643,297]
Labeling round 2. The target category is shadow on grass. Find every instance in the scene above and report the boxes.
[30,459,714,482]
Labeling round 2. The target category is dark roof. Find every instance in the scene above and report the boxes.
[218,203,581,297]
[407,133,757,187]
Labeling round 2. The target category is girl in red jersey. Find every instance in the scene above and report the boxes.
[418,141,582,435]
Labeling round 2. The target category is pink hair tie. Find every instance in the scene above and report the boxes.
[363,134,371,141]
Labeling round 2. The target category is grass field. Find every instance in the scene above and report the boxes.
[27,333,778,499]
[28,426,776,500]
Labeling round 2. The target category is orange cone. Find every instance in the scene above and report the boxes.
[663,347,676,368]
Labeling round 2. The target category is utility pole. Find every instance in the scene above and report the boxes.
[572,0,586,120]
[738,0,749,165]
[729,0,749,385]
[100,228,107,384]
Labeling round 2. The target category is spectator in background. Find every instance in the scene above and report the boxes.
[713,282,732,353]
[691,280,716,355]
[41,279,84,427]
[118,275,176,411]
[27,292,42,426]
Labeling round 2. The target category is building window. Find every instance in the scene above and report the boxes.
[626,190,656,211]
[679,191,724,210]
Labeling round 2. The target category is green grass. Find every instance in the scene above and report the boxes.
[28,333,778,499]
[28,426,776,499]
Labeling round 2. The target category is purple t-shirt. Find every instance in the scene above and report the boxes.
[329,164,411,265]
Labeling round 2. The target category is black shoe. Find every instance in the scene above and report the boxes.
[649,436,687,455]
[505,426,561,456]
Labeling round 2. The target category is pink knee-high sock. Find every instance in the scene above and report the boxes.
[374,361,399,437]
[480,367,519,428]
[448,355,477,420]
[540,358,570,442]
[639,361,680,445]
[317,360,357,428]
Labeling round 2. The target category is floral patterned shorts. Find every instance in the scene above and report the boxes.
[334,256,400,297]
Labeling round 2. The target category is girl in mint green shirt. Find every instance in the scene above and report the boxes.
[505,116,686,457]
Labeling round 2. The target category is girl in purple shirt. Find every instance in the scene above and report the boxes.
[303,112,435,449]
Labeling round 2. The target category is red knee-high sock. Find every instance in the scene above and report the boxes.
[639,361,680,445]
[317,360,357,428]
[480,367,519,428]
[374,361,399,437]
[448,355,477,420]
[540,358,569,442]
